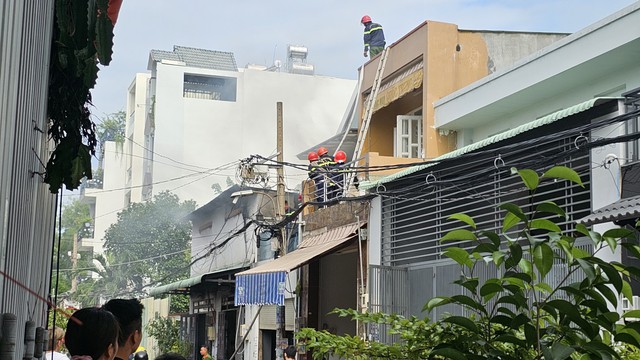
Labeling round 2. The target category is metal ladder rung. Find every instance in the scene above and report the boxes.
[347,47,390,190]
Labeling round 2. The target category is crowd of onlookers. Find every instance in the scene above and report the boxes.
[45,298,188,360]
[46,299,298,360]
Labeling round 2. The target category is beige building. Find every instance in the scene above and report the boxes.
[358,21,567,180]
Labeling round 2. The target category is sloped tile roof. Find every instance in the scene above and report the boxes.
[579,195,640,226]
[150,45,237,72]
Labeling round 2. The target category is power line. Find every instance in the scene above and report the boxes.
[247,106,640,178]
[103,149,237,174]
[82,159,240,195]
[128,137,213,171]
[56,249,187,272]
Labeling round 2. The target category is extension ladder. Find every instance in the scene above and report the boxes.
[346,47,390,191]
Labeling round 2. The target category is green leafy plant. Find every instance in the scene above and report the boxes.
[147,316,192,356]
[169,294,190,314]
[614,344,640,359]
[426,166,640,359]
[50,199,93,298]
[45,0,115,192]
[297,309,535,359]
[96,110,126,145]
[103,191,196,291]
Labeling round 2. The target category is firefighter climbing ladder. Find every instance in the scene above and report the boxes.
[347,47,390,191]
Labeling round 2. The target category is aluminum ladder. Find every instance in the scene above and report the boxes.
[346,47,390,191]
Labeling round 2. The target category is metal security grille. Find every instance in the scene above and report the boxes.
[368,265,408,344]
[381,132,592,267]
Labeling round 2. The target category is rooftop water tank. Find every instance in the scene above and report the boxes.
[290,63,315,75]
[287,45,308,60]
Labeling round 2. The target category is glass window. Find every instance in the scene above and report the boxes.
[183,74,237,102]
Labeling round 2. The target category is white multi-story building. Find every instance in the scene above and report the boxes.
[83,45,356,254]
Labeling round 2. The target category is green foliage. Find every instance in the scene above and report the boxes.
[50,199,93,297]
[103,191,196,292]
[96,110,126,146]
[297,310,535,360]
[48,307,70,330]
[169,294,190,314]
[72,253,132,305]
[95,110,126,176]
[299,166,640,360]
[614,345,640,359]
[426,166,640,359]
[45,0,115,192]
[146,316,192,356]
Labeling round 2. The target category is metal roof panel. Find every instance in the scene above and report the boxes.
[361,97,620,190]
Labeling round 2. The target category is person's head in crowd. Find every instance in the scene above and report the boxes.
[130,350,148,360]
[47,327,65,352]
[284,345,297,360]
[103,299,144,359]
[65,307,119,360]
[199,346,211,358]
[155,353,186,360]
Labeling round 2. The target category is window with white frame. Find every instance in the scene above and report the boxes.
[394,109,423,158]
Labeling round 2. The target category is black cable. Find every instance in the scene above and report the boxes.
[101,149,229,174]
[128,137,213,171]
[376,127,639,199]
[135,220,257,293]
[246,106,640,178]
[101,105,640,297]
[49,187,64,330]
[80,159,240,195]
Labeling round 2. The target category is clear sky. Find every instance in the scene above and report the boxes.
[90,0,639,120]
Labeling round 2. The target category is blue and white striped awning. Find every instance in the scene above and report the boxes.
[234,222,362,306]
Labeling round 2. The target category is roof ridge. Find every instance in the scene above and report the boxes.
[173,45,235,55]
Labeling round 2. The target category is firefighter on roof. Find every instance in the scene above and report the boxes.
[361,15,386,58]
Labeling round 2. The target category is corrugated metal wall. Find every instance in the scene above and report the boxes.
[380,128,593,266]
[0,0,57,357]
[368,110,625,330]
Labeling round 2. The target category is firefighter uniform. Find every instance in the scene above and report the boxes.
[362,15,386,57]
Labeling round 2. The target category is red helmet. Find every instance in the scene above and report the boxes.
[308,152,319,161]
[317,147,329,156]
[361,15,372,24]
[334,150,347,163]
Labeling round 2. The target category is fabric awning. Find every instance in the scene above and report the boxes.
[579,195,640,226]
[364,61,423,115]
[235,222,363,305]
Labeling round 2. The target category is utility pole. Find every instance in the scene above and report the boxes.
[276,102,286,228]
[70,233,78,293]
[275,101,287,360]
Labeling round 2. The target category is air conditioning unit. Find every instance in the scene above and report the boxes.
[621,296,640,311]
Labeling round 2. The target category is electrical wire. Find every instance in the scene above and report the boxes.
[82,159,240,195]
[81,194,279,295]
[245,106,640,179]
[102,149,228,174]
[62,105,640,299]
[128,137,213,171]
[56,249,188,272]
